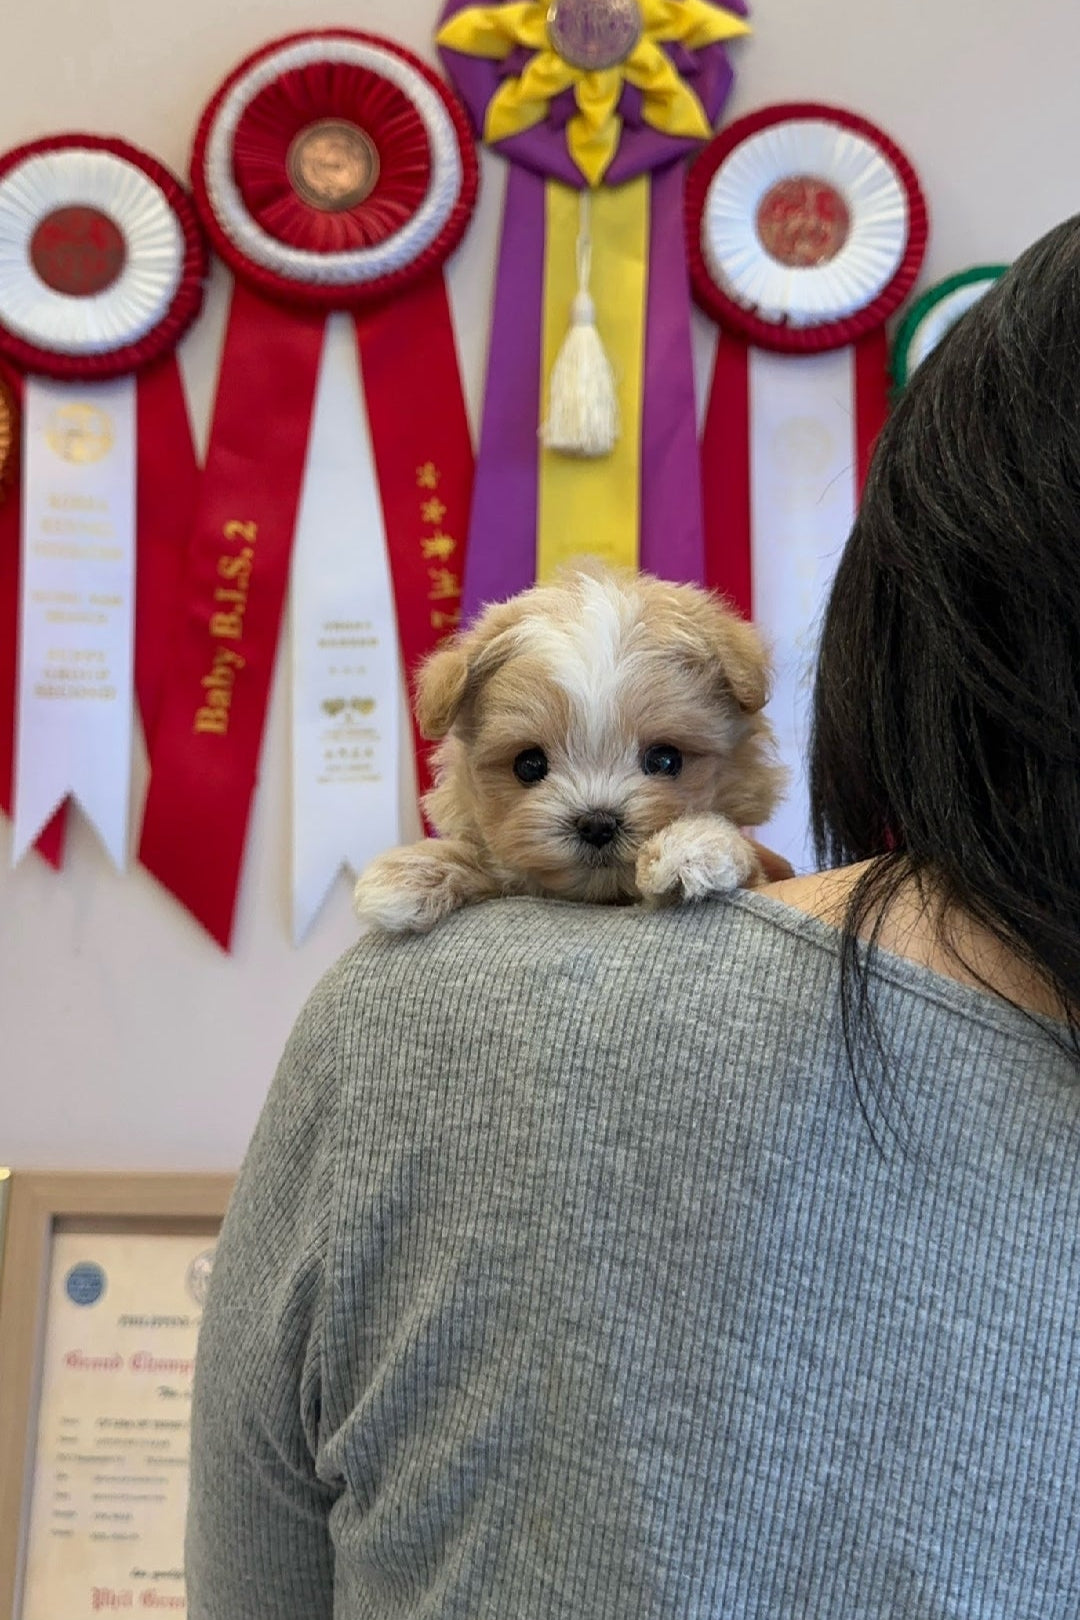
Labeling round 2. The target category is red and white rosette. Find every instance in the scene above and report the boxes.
[0,134,205,872]
[139,30,478,949]
[686,103,927,870]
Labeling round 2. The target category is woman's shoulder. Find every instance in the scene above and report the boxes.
[762,863,1069,1028]
[323,873,1064,1053]
[325,894,841,1056]
[305,883,1077,1175]
[332,889,824,1004]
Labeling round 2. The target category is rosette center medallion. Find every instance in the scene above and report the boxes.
[755,176,849,269]
[286,121,380,213]
[29,206,127,296]
[546,0,643,71]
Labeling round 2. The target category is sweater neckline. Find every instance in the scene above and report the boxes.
[725,886,1070,1044]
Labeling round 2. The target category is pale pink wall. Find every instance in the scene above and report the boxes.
[0,0,1072,1168]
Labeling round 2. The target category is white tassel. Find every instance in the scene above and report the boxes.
[542,190,618,458]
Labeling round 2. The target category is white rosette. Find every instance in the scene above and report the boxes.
[0,135,203,870]
[688,103,926,872]
[0,149,184,359]
[699,119,909,333]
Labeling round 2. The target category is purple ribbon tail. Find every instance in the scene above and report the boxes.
[462,166,546,620]
[638,163,705,585]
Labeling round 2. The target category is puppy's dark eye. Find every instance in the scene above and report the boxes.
[642,744,683,778]
[513,747,549,785]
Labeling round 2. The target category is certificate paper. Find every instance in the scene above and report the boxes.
[18,1229,215,1618]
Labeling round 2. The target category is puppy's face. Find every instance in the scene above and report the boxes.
[418,568,779,902]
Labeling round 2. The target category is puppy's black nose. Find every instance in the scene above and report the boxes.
[575,810,620,848]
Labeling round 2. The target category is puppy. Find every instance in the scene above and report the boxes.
[354,563,785,933]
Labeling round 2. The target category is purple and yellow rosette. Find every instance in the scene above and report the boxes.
[437,0,749,614]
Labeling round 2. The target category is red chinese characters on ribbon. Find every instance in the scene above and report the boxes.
[355,271,472,806]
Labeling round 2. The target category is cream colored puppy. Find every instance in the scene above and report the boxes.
[354,564,785,933]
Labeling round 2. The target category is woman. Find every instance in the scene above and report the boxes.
[186,219,1080,1619]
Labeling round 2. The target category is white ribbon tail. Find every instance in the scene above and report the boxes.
[11,777,66,865]
[291,313,402,944]
[748,348,857,874]
[13,375,136,870]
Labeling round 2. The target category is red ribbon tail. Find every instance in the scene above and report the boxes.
[136,356,200,747]
[702,334,753,619]
[0,369,66,868]
[854,327,890,502]
[354,274,474,812]
[139,282,325,949]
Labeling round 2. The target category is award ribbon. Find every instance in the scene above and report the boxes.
[0,134,206,869]
[0,370,62,862]
[438,0,749,616]
[686,103,926,869]
[139,31,478,948]
[892,265,1006,390]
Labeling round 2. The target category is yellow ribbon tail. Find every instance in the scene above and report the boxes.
[537,177,649,577]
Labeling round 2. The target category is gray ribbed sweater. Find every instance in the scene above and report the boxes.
[186,890,1080,1619]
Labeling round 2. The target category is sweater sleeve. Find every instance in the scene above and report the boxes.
[185,963,345,1620]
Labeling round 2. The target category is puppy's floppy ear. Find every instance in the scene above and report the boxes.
[705,607,771,713]
[414,641,470,739]
[414,599,524,739]
[675,587,770,713]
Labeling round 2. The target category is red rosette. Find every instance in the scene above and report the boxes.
[141,31,478,948]
[686,102,927,354]
[233,71,431,253]
[190,30,478,308]
[0,133,207,379]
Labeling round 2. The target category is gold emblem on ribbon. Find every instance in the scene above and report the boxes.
[45,403,114,465]
[0,373,16,501]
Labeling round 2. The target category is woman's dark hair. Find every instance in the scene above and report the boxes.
[810,215,1080,1117]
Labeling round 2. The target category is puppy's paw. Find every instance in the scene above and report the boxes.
[353,841,493,934]
[635,815,761,907]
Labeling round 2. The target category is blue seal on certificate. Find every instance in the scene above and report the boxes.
[186,1247,216,1306]
[65,1261,106,1306]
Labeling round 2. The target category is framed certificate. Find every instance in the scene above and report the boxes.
[0,1171,233,1619]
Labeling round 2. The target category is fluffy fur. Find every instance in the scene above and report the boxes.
[354,564,785,933]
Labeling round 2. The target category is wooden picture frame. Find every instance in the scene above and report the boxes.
[0,1170,233,1619]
